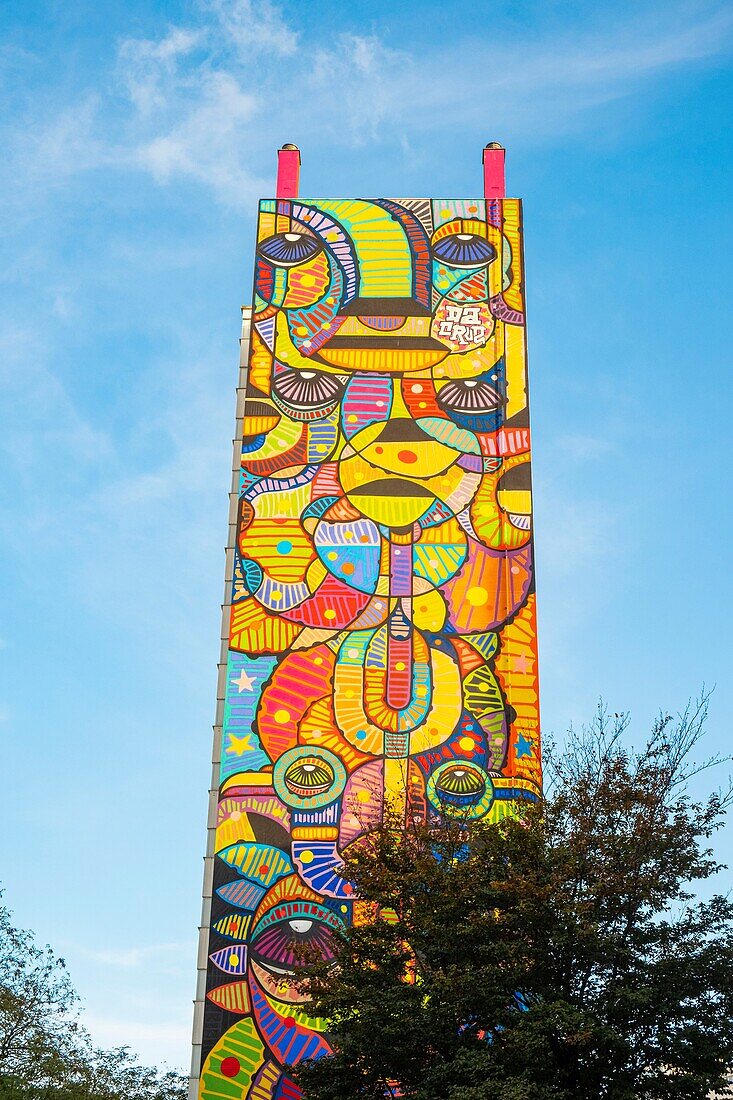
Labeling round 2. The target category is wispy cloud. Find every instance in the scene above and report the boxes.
[117,27,204,117]
[3,0,731,209]
[205,0,298,58]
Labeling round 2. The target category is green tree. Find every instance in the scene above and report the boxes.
[294,698,733,1100]
[0,897,186,1100]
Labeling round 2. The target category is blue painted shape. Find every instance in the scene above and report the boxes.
[216,880,267,910]
[516,734,533,759]
[220,653,276,780]
[209,945,248,975]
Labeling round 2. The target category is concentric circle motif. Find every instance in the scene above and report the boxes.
[426,760,494,818]
[273,746,347,810]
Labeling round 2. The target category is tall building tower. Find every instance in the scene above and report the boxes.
[190,146,541,1100]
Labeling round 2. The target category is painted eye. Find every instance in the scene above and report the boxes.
[438,378,502,416]
[250,903,345,974]
[427,761,495,818]
[251,918,339,972]
[273,746,347,809]
[258,232,323,267]
[432,234,495,267]
[435,764,486,802]
[284,756,335,797]
[272,366,344,418]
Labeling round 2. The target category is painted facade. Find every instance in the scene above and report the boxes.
[192,195,540,1099]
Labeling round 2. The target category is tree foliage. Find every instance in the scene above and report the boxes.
[294,698,733,1100]
[0,898,186,1100]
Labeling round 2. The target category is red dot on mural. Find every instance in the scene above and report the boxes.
[259,864,270,875]
[375,446,384,455]
[221,1057,240,1078]
[284,1016,296,1028]
[398,449,417,464]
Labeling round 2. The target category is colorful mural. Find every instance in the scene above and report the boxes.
[195,196,540,1099]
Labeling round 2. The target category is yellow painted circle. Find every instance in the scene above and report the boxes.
[466,586,488,607]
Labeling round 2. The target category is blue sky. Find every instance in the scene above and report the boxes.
[1,0,732,1072]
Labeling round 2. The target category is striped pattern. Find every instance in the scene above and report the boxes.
[478,427,531,457]
[495,595,541,785]
[292,841,351,899]
[210,946,249,975]
[240,520,315,581]
[250,982,330,1067]
[417,416,481,455]
[280,572,371,628]
[281,251,330,308]
[373,199,431,308]
[216,880,267,911]
[298,696,371,770]
[199,196,540,1099]
[229,599,302,653]
[200,1017,263,1100]
[318,347,448,372]
[207,981,252,1015]
[292,202,358,302]
[219,843,294,887]
[248,1061,281,1100]
[443,545,532,633]
[213,914,253,941]
[257,648,333,760]
[260,872,322,909]
[315,199,413,297]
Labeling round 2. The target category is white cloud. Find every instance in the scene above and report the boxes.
[206,0,298,58]
[132,70,264,205]
[2,1,731,209]
[110,0,733,197]
[307,33,410,143]
[117,27,204,117]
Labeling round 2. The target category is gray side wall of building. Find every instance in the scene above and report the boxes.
[188,307,251,1100]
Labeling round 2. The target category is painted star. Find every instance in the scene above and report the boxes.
[516,733,533,759]
[226,734,254,756]
[232,669,255,692]
[512,653,532,674]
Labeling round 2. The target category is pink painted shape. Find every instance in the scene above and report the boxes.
[276,145,301,199]
[482,144,506,200]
